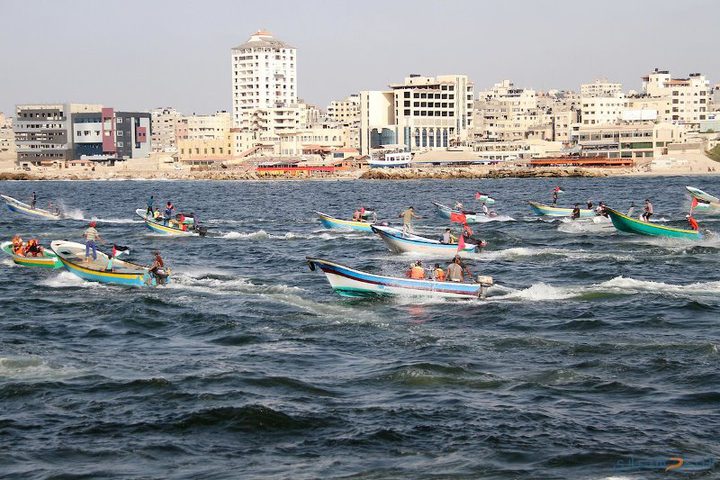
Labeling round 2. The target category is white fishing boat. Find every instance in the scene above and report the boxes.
[307,257,493,299]
[371,225,481,257]
[1,194,63,220]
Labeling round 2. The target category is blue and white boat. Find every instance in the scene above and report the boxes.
[371,225,480,256]
[50,240,168,287]
[307,257,493,299]
[1,194,62,220]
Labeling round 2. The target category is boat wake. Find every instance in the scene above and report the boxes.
[169,270,382,322]
[489,275,720,302]
[39,271,105,288]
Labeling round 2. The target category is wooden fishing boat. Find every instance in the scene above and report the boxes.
[135,209,205,236]
[1,241,62,268]
[528,201,596,218]
[50,240,169,287]
[1,194,62,220]
[316,211,374,232]
[371,225,479,256]
[606,208,700,240]
[306,257,493,299]
[432,202,511,223]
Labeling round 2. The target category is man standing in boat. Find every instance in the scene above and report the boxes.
[83,221,103,262]
[146,195,154,216]
[399,206,420,235]
[31,191,37,209]
[642,199,653,222]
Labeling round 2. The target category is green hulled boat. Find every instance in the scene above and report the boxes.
[606,208,700,240]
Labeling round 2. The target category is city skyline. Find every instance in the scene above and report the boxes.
[1,0,719,116]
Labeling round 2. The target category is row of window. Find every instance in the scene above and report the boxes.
[401,110,455,117]
[180,147,226,155]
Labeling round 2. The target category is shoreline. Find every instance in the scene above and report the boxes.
[1,167,719,182]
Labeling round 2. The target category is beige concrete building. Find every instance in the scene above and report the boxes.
[359,74,474,155]
[150,107,182,153]
[0,112,16,158]
[177,111,232,164]
[571,122,686,159]
[579,94,628,125]
[473,80,551,142]
[580,78,623,98]
[327,94,360,125]
[642,69,711,129]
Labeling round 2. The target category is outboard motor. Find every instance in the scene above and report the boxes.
[196,225,208,237]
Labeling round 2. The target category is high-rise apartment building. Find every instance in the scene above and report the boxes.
[231,30,297,130]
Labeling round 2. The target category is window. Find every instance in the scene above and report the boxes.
[117,130,123,136]
[117,117,123,123]
[117,141,124,147]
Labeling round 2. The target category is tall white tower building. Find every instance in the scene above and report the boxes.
[231,30,297,129]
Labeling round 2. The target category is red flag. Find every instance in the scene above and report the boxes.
[450,212,467,224]
[690,197,699,211]
[475,192,481,200]
[457,233,466,251]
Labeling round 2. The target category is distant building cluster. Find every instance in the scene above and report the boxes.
[5,30,720,170]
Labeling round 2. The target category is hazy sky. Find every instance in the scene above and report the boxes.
[1,0,718,116]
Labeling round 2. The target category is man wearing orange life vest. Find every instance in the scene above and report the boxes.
[407,261,426,280]
[24,239,43,257]
[11,235,24,255]
[686,215,699,231]
[432,263,446,281]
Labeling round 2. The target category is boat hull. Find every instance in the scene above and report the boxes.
[432,202,482,223]
[1,241,62,268]
[316,211,374,232]
[1,195,62,220]
[606,208,700,239]
[372,225,477,256]
[528,201,596,218]
[307,257,489,299]
[135,209,196,236]
[51,240,165,287]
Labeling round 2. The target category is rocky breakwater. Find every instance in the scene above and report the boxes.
[360,166,612,180]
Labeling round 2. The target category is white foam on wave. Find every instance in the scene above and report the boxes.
[0,356,81,380]
[217,229,338,241]
[489,275,720,302]
[39,270,104,289]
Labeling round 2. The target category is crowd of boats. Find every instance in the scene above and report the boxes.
[2,184,717,299]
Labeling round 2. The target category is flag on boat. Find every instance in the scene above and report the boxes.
[450,212,467,223]
[690,197,699,212]
[112,245,130,257]
[457,233,466,252]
